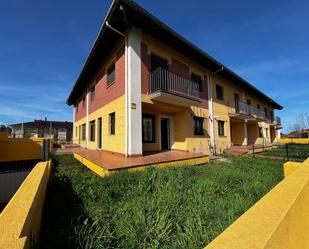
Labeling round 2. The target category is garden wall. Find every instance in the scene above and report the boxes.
[204,157,309,249]
[0,160,51,249]
[278,138,309,144]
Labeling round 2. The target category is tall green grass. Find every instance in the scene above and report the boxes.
[40,155,283,249]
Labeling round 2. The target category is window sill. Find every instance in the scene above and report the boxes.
[106,81,116,89]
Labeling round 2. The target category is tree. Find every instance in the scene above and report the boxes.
[288,113,309,132]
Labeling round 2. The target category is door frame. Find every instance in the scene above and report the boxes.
[159,115,173,151]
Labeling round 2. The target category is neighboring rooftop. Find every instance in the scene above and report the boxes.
[66,0,283,110]
[10,118,72,128]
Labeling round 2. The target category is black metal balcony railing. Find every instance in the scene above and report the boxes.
[149,67,200,99]
[230,101,266,119]
[275,116,282,126]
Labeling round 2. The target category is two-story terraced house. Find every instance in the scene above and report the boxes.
[67,0,283,157]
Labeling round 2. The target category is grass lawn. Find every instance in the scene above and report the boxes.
[40,155,283,249]
[258,143,309,161]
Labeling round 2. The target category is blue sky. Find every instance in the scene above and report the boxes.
[0,0,308,132]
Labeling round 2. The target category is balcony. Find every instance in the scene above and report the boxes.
[149,68,201,107]
[273,116,282,128]
[229,101,267,121]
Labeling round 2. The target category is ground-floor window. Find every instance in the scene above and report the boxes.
[82,124,86,141]
[259,127,263,137]
[90,120,95,141]
[109,112,115,135]
[75,127,78,137]
[193,116,204,135]
[218,120,225,137]
[143,114,155,142]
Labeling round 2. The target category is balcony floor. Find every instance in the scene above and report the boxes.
[73,149,209,176]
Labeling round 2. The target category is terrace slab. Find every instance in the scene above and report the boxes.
[74,149,209,175]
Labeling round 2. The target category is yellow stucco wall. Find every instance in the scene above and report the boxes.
[0,160,51,249]
[142,95,210,155]
[74,95,126,154]
[173,106,210,154]
[0,134,47,162]
[142,33,209,76]
[278,138,309,144]
[205,158,309,249]
[230,121,246,145]
[212,74,277,152]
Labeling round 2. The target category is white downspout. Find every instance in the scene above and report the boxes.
[86,92,89,148]
[208,67,224,155]
[207,73,215,155]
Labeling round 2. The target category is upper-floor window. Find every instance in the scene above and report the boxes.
[193,116,204,135]
[257,104,260,110]
[109,112,115,135]
[216,84,223,100]
[75,105,78,114]
[107,63,115,86]
[82,97,86,108]
[247,99,251,106]
[90,86,95,101]
[264,108,268,118]
[151,54,168,72]
[191,73,202,92]
[90,120,95,141]
[218,120,225,137]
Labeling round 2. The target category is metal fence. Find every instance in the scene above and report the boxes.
[252,143,309,162]
[149,67,200,98]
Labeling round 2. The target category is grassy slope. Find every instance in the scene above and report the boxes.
[40,155,283,249]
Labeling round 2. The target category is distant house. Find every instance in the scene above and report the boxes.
[9,118,73,142]
[283,129,309,139]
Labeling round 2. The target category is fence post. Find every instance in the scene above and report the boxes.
[41,139,50,162]
[286,143,290,161]
[252,143,255,157]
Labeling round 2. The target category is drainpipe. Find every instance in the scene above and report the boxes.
[105,21,129,157]
[86,92,89,148]
[208,67,224,155]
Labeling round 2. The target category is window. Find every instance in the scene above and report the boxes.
[75,105,78,114]
[90,120,95,141]
[75,127,78,137]
[82,97,86,108]
[191,73,202,92]
[82,124,86,141]
[264,108,268,118]
[218,120,225,137]
[193,117,204,135]
[107,63,115,86]
[257,104,260,110]
[90,86,95,101]
[247,99,251,105]
[216,84,223,100]
[142,114,155,142]
[259,127,263,138]
[109,112,115,135]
